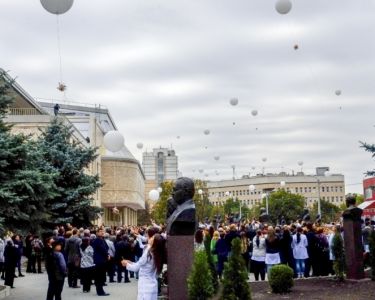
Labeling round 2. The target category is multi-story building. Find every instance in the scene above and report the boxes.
[207,168,345,208]
[2,69,145,226]
[142,147,178,200]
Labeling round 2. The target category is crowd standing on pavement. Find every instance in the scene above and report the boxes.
[0,216,373,299]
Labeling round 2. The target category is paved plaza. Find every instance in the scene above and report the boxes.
[4,272,138,300]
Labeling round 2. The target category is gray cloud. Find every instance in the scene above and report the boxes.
[1,0,374,193]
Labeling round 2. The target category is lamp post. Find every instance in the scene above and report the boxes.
[262,193,269,215]
[315,171,330,218]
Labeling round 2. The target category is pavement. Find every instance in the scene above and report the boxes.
[4,271,139,300]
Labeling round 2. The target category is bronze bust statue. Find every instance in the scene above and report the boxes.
[342,194,362,222]
[166,177,197,235]
[302,209,311,222]
[259,207,270,223]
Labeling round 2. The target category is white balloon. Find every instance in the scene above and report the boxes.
[40,0,74,15]
[298,161,304,166]
[335,90,342,96]
[205,174,209,177]
[215,170,220,175]
[251,166,256,170]
[262,157,267,162]
[214,156,220,161]
[204,129,210,135]
[176,136,180,139]
[198,189,203,195]
[104,131,124,152]
[157,187,163,193]
[229,98,239,106]
[136,142,143,149]
[251,110,258,116]
[149,189,160,201]
[275,0,292,15]
[199,169,204,173]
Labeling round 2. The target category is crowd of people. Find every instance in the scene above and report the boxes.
[195,217,374,282]
[0,224,167,300]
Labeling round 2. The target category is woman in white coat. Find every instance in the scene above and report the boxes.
[122,229,165,300]
[291,227,309,278]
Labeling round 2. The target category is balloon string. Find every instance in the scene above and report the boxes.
[56,14,66,99]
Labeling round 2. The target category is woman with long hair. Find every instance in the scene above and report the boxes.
[265,226,281,276]
[122,230,166,300]
[240,231,250,272]
[251,229,266,281]
[291,227,308,278]
[210,231,220,271]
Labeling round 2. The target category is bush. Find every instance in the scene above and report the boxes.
[332,232,345,281]
[220,238,251,300]
[268,264,294,294]
[187,250,214,300]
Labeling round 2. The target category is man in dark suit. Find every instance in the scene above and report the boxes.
[91,228,110,296]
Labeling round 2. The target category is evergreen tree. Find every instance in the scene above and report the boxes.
[0,71,57,234]
[204,234,219,291]
[37,118,101,227]
[332,231,345,281]
[220,238,251,300]
[187,250,214,300]
[360,141,375,176]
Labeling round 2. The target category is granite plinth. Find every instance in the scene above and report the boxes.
[167,235,194,300]
[343,219,365,279]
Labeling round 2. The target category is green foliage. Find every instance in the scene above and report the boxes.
[220,238,251,300]
[137,200,152,225]
[193,180,213,222]
[369,229,375,280]
[150,181,174,224]
[268,264,294,294]
[36,118,102,227]
[360,141,375,177]
[252,190,304,225]
[187,250,214,300]
[312,199,341,223]
[204,234,219,290]
[332,231,345,281]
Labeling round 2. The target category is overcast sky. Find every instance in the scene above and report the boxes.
[1,0,374,193]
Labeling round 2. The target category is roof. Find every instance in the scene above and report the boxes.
[358,200,375,210]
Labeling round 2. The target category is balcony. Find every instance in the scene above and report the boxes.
[8,108,40,115]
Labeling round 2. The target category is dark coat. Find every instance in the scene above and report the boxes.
[91,237,109,266]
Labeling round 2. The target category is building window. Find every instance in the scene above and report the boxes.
[322,186,325,192]
[247,190,249,195]
[340,186,343,193]
[239,190,242,196]
[308,187,311,193]
[300,187,303,193]
[304,187,307,193]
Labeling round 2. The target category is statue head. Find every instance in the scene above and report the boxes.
[260,207,266,215]
[172,177,195,205]
[346,194,356,208]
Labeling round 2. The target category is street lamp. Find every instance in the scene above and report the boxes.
[262,193,269,215]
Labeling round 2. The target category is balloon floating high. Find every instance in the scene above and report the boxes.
[251,110,258,116]
[203,129,210,135]
[40,0,74,15]
[176,136,180,139]
[294,44,299,50]
[149,189,160,201]
[214,156,220,161]
[136,142,143,149]
[275,0,292,15]
[262,157,267,162]
[103,131,124,152]
[199,169,204,173]
[298,161,304,166]
[157,187,163,193]
[335,90,342,96]
[229,98,239,106]
[233,122,236,126]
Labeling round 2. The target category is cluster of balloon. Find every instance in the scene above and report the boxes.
[103,131,124,152]
[136,142,143,149]
[251,110,258,117]
[149,189,159,201]
[229,98,239,106]
[203,129,210,135]
[275,0,292,15]
[40,0,74,92]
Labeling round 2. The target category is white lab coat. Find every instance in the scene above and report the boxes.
[291,233,308,260]
[126,245,158,300]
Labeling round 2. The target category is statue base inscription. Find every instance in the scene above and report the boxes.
[167,235,194,300]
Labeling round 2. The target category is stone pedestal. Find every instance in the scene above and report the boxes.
[167,235,194,300]
[343,207,364,280]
